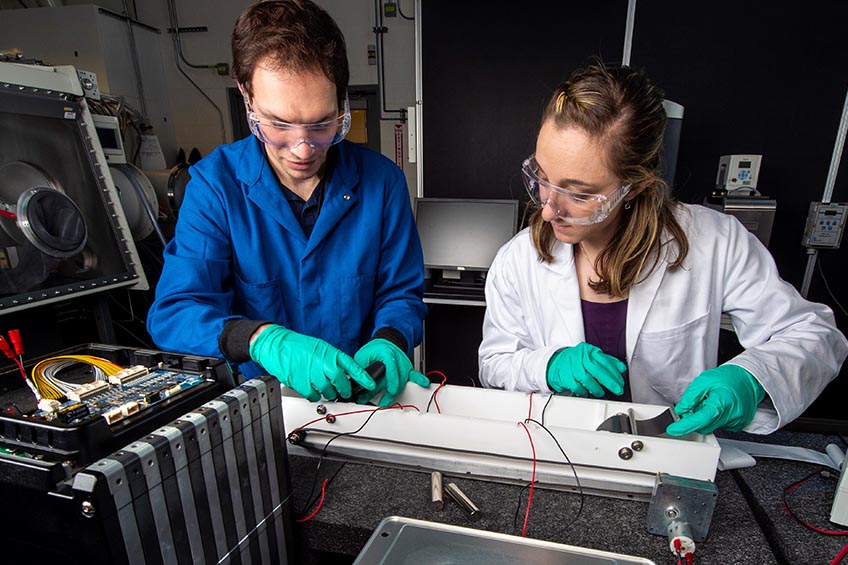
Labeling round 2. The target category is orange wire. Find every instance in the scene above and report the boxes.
[517,421,537,537]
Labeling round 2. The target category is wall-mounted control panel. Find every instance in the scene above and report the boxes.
[801,202,847,249]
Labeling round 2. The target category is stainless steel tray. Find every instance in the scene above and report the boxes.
[354,516,657,565]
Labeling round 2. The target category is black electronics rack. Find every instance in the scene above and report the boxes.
[0,343,235,482]
[0,345,295,564]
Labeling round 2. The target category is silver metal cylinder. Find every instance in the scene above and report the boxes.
[445,482,480,520]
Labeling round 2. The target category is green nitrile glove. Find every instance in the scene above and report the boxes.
[666,365,765,436]
[354,338,429,407]
[248,324,375,402]
[546,342,626,397]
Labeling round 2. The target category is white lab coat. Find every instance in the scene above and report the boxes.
[479,204,848,434]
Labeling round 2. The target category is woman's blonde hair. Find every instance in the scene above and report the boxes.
[529,63,688,296]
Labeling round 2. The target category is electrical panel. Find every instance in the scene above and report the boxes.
[801,202,847,249]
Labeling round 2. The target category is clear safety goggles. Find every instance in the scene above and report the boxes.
[245,96,351,150]
[521,154,631,225]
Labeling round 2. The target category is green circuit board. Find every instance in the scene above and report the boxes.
[34,368,210,426]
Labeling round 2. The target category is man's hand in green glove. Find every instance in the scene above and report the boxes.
[354,338,430,407]
[248,324,375,402]
[666,365,765,436]
[546,342,626,397]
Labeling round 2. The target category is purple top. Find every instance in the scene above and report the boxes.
[581,298,630,401]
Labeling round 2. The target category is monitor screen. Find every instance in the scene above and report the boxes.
[415,198,519,272]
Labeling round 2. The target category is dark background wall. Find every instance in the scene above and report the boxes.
[421,0,848,431]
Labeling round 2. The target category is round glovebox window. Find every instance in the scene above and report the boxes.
[17,187,88,258]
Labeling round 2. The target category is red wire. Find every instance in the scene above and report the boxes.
[295,479,328,522]
[292,404,420,435]
[13,358,28,383]
[0,335,13,359]
[527,392,534,421]
[831,542,848,565]
[8,329,23,356]
[517,421,537,537]
[783,472,848,536]
[426,370,447,413]
[290,403,423,521]
[685,552,693,565]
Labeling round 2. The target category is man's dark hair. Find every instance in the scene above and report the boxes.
[231,0,349,104]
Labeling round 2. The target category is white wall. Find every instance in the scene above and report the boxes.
[0,1,419,193]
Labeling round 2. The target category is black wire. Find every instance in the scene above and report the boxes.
[17,0,28,8]
[817,257,848,317]
[541,394,554,427]
[129,122,143,166]
[373,0,406,120]
[107,291,138,323]
[300,461,347,517]
[524,417,585,530]
[297,407,386,515]
[425,377,441,413]
[137,237,165,269]
[111,320,155,349]
[512,481,537,531]
[396,0,414,20]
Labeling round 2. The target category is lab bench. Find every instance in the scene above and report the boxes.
[288,430,846,564]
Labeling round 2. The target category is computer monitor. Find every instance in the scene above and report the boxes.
[414,198,519,279]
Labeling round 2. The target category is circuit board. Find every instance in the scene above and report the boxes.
[32,367,210,427]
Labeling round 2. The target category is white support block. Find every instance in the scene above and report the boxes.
[832,453,848,526]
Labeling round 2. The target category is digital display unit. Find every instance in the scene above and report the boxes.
[414,198,519,274]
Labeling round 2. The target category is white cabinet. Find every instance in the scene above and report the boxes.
[0,5,176,165]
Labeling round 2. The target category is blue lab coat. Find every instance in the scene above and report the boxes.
[147,138,426,379]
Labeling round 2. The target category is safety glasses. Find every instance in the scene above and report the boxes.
[245,96,351,150]
[521,154,631,225]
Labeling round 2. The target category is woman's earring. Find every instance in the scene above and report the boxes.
[624,201,632,210]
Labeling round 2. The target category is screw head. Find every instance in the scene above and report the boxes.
[618,447,633,460]
[316,404,327,415]
[287,430,305,445]
[666,507,679,519]
[631,440,644,451]
[325,415,336,424]
[81,500,96,518]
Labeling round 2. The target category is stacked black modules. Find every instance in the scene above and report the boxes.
[0,344,295,564]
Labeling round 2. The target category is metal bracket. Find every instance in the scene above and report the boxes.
[646,473,718,543]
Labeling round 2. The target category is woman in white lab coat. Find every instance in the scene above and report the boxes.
[478,64,848,435]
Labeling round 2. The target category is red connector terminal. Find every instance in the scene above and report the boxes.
[8,329,23,356]
[0,335,14,359]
